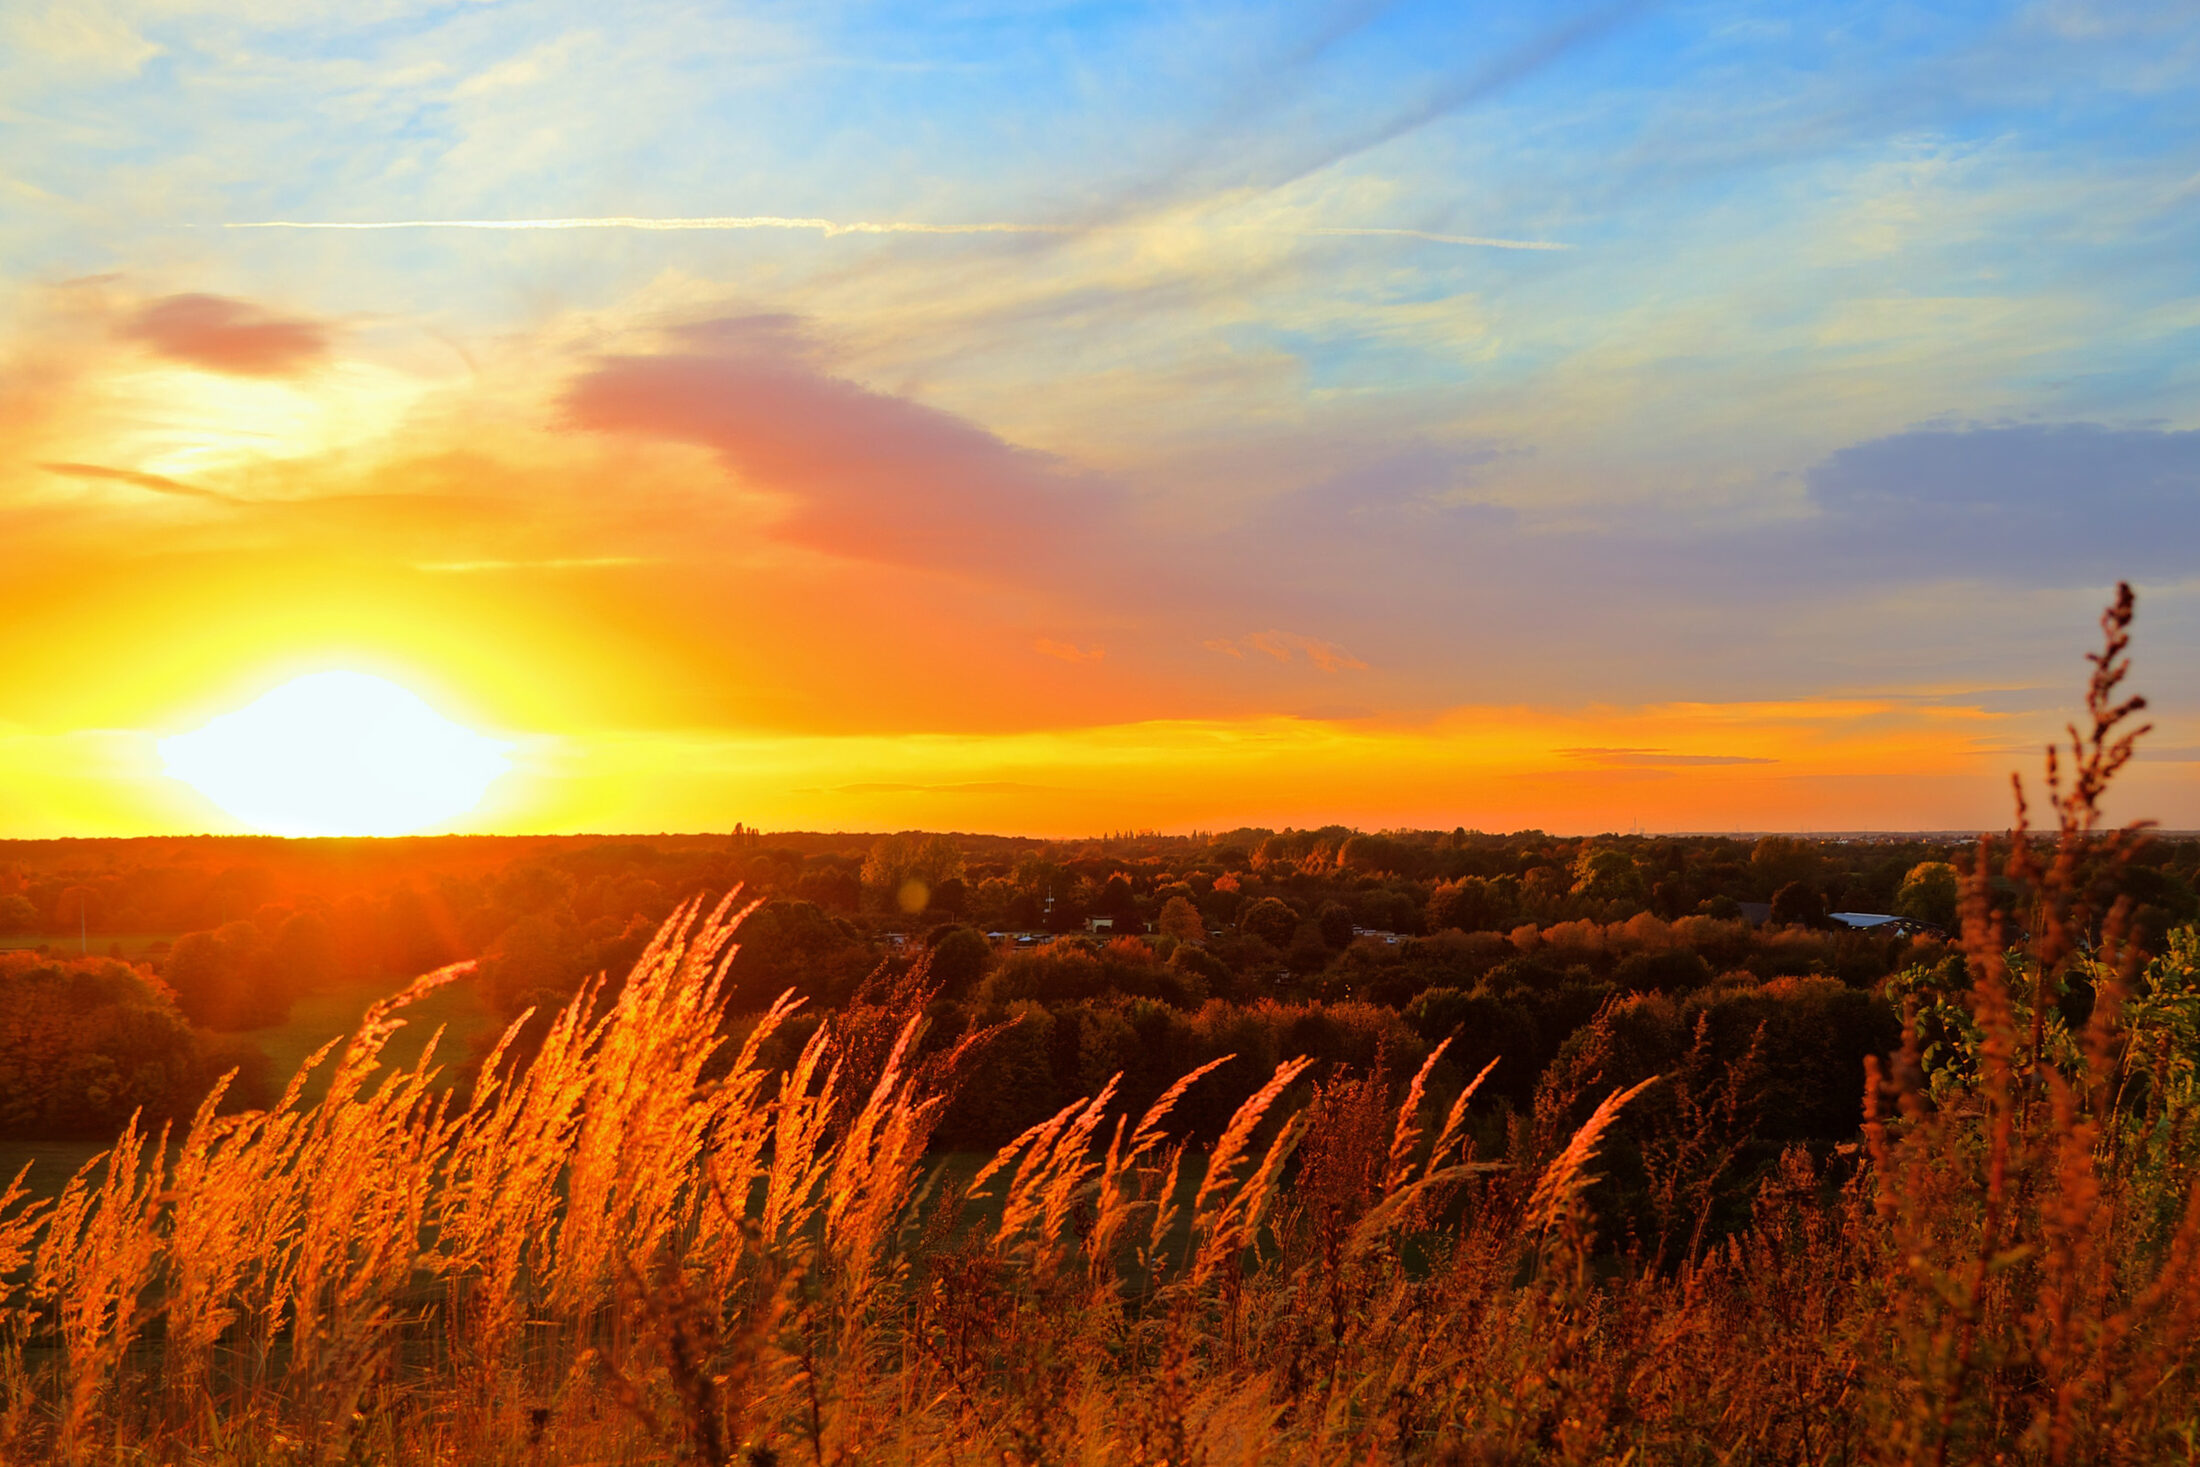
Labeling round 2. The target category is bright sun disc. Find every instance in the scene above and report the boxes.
[160,671,512,836]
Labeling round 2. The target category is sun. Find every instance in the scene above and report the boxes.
[160,671,513,836]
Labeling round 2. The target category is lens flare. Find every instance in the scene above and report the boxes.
[160,671,511,836]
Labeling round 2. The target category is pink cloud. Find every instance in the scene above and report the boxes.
[566,320,1121,581]
[122,293,330,377]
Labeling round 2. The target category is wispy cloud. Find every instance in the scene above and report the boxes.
[827,781,1066,795]
[1302,226,1571,250]
[1033,638,1105,664]
[227,216,1069,237]
[414,557,654,573]
[1207,631,1369,672]
[227,215,1571,251]
[41,461,235,502]
[1559,747,1778,767]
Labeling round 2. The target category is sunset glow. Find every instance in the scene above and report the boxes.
[158,672,510,837]
[0,2,2194,836]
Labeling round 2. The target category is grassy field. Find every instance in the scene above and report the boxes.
[1,970,492,1206]
[0,932,180,959]
[232,968,495,1104]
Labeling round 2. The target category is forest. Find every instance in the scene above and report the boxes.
[12,817,2195,1152]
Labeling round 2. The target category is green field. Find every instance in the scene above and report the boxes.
[0,931,181,959]
[235,970,496,1105]
[1,971,494,1205]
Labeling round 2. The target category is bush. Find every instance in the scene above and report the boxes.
[0,953,269,1137]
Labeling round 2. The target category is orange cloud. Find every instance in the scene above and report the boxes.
[1209,630,1369,672]
[1559,747,1779,768]
[121,294,329,377]
[1034,638,1104,663]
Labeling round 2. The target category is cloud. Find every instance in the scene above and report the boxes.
[121,295,330,378]
[1559,747,1779,768]
[228,215,1070,237]
[228,214,1572,252]
[40,461,235,502]
[1033,639,1105,664]
[1301,227,1571,251]
[413,557,655,573]
[1258,0,1651,191]
[565,318,1123,580]
[1802,422,2200,583]
[2135,744,2200,764]
[1208,630,1369,672]
[3,2,159,74]
[829,781,1065,795]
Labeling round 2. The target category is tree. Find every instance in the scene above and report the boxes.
[0,894,35,934]
[1157,896,1206,946]
[1894,861,1959,929]
[265,910,338,1010]
[1750,837,1826,899]
[794,865,861,913]
[1239,897,1299,950]
[164,920,280,1030]
[1338,833,1420,877]
[1095,874,1140,925]
[923,925,993,998]
[1770,880,1828,929]
[1570,848,1646,902]
[722,900,877,1009]
[1614,948,1714,994]
[1286,921,1332,976]
[478,912,585,1014]
[1428,877,1507,933]
[930,876,969,919]
[862,834,964,914]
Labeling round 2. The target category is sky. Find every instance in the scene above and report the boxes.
[2,0,2197,838]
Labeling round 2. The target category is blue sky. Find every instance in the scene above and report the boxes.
[1,0,2196,834]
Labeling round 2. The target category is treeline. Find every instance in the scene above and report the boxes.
[4,827,2196,1152]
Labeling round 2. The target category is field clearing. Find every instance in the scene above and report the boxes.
[0,931,180,959]
[234,968,495,1102]
[0,972,489,1204]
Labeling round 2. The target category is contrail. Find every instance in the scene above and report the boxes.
[1303,226,1571,251]
[226,215,1571,250]
[41,461,239,502]
[226,215,1069,237]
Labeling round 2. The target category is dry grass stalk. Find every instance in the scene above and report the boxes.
[1190,1056,1315,1287]
[1525,1076,1658,1243]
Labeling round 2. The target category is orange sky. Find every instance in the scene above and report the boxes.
[2,4,2195,838]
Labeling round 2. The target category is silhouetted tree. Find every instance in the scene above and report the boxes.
[1769,880,1828,929]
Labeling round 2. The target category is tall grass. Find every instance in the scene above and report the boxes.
[3,586,2199,1464]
